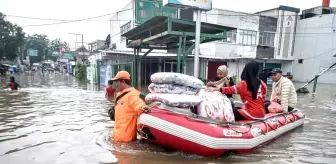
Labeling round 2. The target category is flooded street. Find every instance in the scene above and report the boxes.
[1,73,336,164]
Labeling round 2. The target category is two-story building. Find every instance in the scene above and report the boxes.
[88,40,106,52]
[292,0,336,84]
[100,0,300,88]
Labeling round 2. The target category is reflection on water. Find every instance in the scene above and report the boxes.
[0,73,336,164]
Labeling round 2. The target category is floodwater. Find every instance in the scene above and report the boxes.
[0,73,335,164]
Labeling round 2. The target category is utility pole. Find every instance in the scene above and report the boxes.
[69,33,84,51]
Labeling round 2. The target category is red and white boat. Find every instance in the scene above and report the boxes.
[137,103,305,157]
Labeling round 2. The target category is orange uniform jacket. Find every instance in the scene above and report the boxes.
[112,87,146,142]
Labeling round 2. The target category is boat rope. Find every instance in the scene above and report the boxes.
[137,125,148,140]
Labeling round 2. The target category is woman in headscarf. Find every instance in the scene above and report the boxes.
[207,65,235,98]
[207,61,267,121]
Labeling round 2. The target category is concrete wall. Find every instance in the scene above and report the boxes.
[257,8,299,61]
[198,9,259,59]
[185,59,208,79]
[293,14,336,83]
[274,10,298,60]
[257,16,277,58]
[110,1,134,51]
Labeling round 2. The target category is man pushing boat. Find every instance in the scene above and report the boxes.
[108,70,150,142]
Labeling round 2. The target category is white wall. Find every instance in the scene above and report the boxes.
[110,1,134,51]
[185,59,207,79]
[198,9,258,59]
[293,14,336,83]
[274,10,298,60]
[257,8,298,60]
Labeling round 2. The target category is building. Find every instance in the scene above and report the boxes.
[88,40,106,52]
[100,0,301,89]
[292,1,336,84]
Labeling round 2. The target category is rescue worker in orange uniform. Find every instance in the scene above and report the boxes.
[110,71,147,142]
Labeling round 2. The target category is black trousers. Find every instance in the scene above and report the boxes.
[232,107,247,121]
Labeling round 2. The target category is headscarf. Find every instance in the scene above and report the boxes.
[240,61,261,100]
[212,65,229,88]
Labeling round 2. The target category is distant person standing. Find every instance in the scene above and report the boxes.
[105,80,116,102]
[8,77,21,90]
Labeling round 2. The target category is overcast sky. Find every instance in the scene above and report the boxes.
[0,0,332,50]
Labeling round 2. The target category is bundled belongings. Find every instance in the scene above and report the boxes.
[196,90,235,122]
[151,72,204,89]
[146,72,204,107]
[148,83,199,95]
[145,93,202,108]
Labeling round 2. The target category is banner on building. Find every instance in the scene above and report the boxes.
[163,0,212,11]
[135,0,177,24]
[62,52,75,60]
[100,65,107,86]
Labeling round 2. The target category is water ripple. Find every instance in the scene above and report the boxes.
[0,75,336,164]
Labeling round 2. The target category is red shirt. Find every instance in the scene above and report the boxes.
[106,86,116,97]
[221,80,267,120]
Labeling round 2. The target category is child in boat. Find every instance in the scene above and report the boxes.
[8,76,21,90]
[105,80,116,102]
[207,61,267,121]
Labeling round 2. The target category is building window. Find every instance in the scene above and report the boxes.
[120,21,131,42]
[298,59,303,64]
[224,30,237,43]
[238,30,257,46]
[259,31,275,47]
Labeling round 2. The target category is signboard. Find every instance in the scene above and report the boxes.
[135,0,177,24]
[62,52,75,60]
[59,59,69,63]
[163,0,212,11]
[52,51,60,56]
[66,63,73,74]
[28,49,38,56]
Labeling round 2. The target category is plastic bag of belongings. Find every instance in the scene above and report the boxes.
[196,90,235,122]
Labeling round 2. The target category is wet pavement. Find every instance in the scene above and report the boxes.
[0,72,335,164]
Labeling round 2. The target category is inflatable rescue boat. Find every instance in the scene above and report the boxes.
[137,103,305,157]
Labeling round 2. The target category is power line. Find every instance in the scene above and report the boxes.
[8,10,336,30]
[6,15,131,22]
[20,8,132,27]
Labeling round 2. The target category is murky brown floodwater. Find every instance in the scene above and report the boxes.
[1,72,336,164]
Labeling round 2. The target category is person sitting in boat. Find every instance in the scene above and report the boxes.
[207,61,267,121]
[108,71,150,142]
[206,65,235,99]
[266,68,297,113]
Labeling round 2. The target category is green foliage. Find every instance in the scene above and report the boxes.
[48,38,70,61]
[75,62,86,80]
[24,34,50,64]
[76,46,88,52]
[105,34,110,46]
[0,12,25,61]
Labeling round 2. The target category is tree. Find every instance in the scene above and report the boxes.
[0,12,25,61]
[76,46,88,52]
[48,38,70,61]
[105,34,110,47]
[24,34,50,64]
